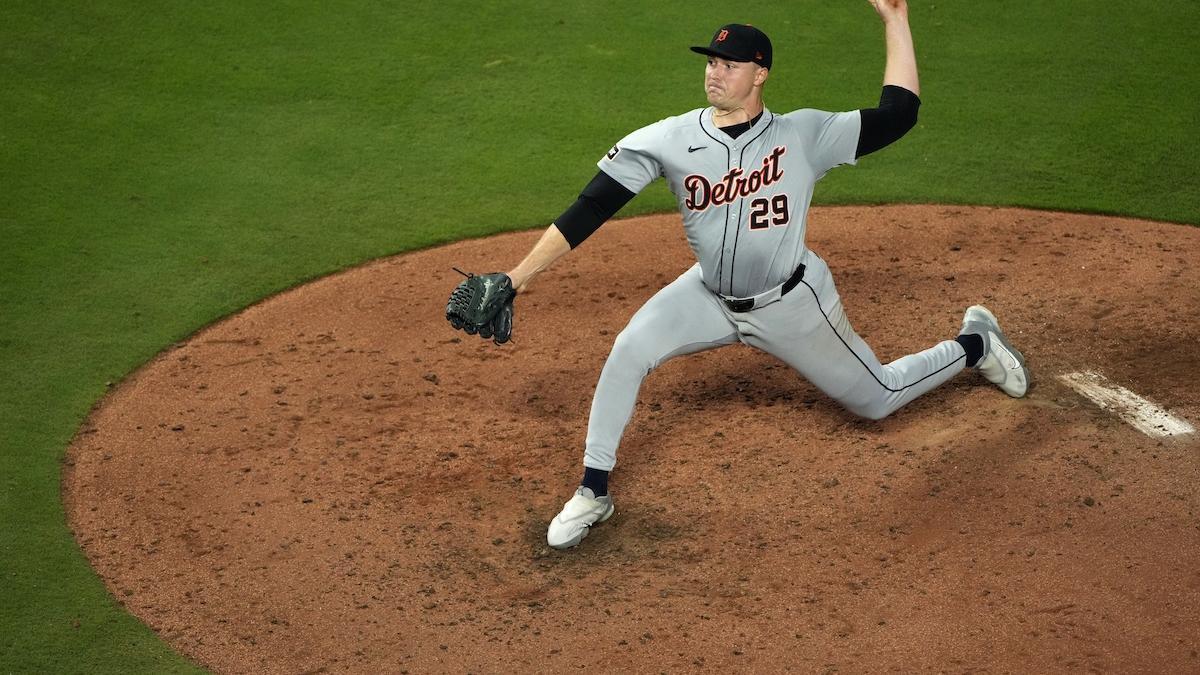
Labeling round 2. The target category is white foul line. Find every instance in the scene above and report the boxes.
[1059,371,1195,438]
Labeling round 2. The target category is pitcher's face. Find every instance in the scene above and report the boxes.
[704,56,767,110]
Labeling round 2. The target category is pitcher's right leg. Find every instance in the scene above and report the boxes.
[739,252,967,422]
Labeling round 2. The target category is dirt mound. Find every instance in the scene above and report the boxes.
[64,206,1200,673]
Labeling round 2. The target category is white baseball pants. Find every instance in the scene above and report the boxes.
[582,251,967,471]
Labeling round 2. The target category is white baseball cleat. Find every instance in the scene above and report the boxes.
[547,487,614,550]
[960,305,1030,398]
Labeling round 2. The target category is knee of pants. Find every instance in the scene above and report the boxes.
[607,328,661,377]
[839,395,892,422]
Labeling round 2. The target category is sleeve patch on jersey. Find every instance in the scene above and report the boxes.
[605,145,620,160]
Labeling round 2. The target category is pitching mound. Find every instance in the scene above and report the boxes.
[64,205,1200,673]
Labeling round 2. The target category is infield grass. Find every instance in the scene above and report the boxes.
[2,1,1198,671]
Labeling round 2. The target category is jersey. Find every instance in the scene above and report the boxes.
[597,106,861,298]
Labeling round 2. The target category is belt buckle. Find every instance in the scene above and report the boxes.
[724,297,755,313]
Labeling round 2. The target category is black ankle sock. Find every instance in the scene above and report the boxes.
[956,333,984,368]
[582,467,609,496]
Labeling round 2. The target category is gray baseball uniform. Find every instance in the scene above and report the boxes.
[582,106,966,471]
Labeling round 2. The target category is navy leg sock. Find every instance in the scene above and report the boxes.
[956,333,984,368]
[581,467,609,497]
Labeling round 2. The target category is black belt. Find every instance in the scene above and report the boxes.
[721,263,807,313]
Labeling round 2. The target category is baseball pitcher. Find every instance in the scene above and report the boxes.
[445,0,1030,549]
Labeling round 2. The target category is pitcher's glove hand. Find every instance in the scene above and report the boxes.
[446,270,516,344]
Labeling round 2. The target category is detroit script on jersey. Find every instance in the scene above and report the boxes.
[683,146,786,211]
[598,106,860,297]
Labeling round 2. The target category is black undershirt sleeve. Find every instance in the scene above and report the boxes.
[855,84,921,158]
[552,170,637,249]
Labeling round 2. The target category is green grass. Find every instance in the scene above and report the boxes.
[2,1,1198,671]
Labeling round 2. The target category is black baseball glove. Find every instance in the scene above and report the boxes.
[446,270,516,344]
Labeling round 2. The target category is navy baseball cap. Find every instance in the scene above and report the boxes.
[690,24,773,70]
